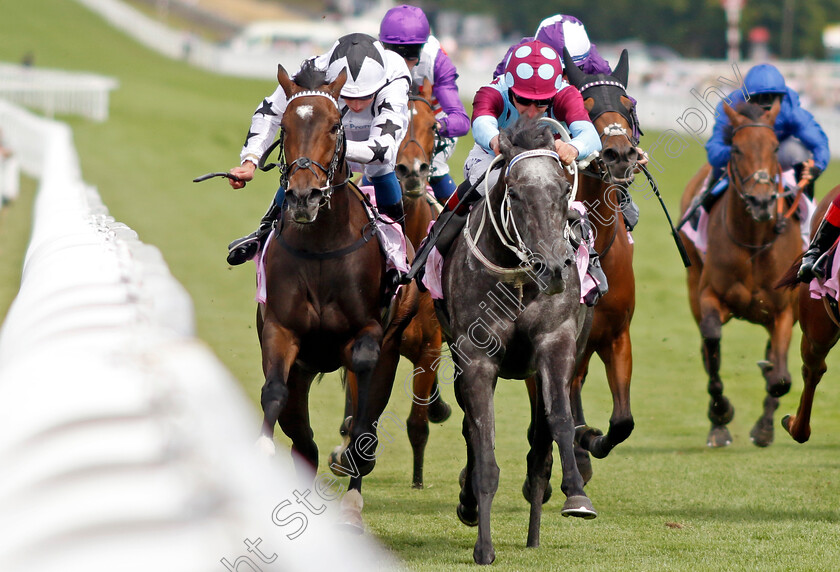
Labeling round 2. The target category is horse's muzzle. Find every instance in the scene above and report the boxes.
[286,188,324,223]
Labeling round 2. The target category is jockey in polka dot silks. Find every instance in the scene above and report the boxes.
[226,33,412,272]
[379,4,470,203]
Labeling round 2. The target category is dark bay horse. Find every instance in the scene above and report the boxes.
[255,62,417,529]
[440,118,594,564]
[559,48,638,482]
[777,185,840,442]
[679,100,800,448]
[395,79,452,488]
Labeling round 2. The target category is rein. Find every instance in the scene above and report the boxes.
[464,149,567,281]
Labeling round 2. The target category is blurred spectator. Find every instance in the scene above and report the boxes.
[0,131,20,205]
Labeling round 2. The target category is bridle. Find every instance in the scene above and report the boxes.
[401,94,437,169]
[258,90,350,209]
[464,148,569,283]
[727,122,782,208]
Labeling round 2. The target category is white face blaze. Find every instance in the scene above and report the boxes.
[296,105,314,120]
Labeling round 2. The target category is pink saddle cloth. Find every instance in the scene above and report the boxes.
[422,201,600,304]
[254,186,409,304]
[809,245,840,301]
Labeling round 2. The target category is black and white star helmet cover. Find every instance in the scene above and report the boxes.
[327,33,388,98]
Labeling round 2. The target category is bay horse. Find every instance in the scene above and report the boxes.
[440,117,594,564]
[255,61,417,529]
[777,185,840,443]
[394,78,453,488]
[559,48,637,483]
[679,100,800,448]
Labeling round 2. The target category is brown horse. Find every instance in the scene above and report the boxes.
[561,49,637,482]
[778,185,840,443]
[395,79,453,488]
[255,61,417,529]
[679,100,800,448]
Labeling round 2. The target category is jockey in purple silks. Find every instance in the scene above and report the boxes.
[380,4,470,204]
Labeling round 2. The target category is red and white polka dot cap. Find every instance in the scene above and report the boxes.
[504,40,564,100]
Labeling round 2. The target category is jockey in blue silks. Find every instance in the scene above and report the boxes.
[697,63,829,217]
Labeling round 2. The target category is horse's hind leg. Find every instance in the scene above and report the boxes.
[406,347,439,489]
[257,322,299,455]
[524,377,553,548]
[522,375,556,499]
[751,306,795,447]
[699,304,735,447]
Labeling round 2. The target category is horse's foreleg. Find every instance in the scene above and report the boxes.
[458,365,499,565]
[537,331,596,521]
[524,376,552,548]
[455,374,478,528]
[751,305,795,447]
[522,375,555,501]
[587,330,634,459]
[406,347,439,488]
[783,330,829,443]
[699,298,734,447]
[275,366,319,475]
[258,322,299,455]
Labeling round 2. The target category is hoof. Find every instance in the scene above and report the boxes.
[707,425,732,448]
[427,398,452,424]
[575,445,593,485]
[473,545,495,565]
[574,425,603,451]
[329,446,375,477]
[521,477,552,504]
[457,502,478,526]
[781,415,810,444]
[338,489,364,533]
[411,481,424,490]
[561,495,597,519]
[749,418,774,447]
[254,435,276,456]
[339,416,352,436]
[768,380,792,398]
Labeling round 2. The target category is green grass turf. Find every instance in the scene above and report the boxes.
[2,2,840,569]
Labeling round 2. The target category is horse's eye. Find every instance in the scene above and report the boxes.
[331,123,341,134]
[731,146,742,156]
[507,187,519,200]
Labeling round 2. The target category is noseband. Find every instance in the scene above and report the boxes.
[258,90,349,208]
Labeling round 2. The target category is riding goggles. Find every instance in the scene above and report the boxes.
[383,43,424,61]
[510,90,553,109]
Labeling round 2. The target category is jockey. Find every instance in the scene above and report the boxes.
[495,15,643,231]
[691,63,829,223]
[405,40,608,303]
[379,4,470,203]
[225,33,411,278]
[798,196,840,283]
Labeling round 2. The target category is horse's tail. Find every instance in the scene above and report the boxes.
[775,253,805,290]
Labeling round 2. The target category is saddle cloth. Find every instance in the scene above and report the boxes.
[422,201,599,304]
[809,243,840,301]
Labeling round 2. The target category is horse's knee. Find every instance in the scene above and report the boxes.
[351,334,381,375]
[260,374,289,413]
[699,313,722,340]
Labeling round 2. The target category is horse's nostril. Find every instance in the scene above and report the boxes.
[602,148,619,163]
[419,163,430,176]
[396,164,409,178]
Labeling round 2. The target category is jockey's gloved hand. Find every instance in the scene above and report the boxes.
[794,160,820,185]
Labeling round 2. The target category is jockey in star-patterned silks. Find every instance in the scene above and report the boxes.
[379,4,470,203]
[225,33,412,267]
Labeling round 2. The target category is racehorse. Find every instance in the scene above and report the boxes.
[254,61,417,529]
[777,185,840,443]
[557,48,638,482]
[679,100,800,448]
[394,79,452,488]
[439,117,594,564]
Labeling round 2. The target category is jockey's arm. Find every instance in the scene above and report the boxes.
[471,86,505,154]
[231,84,287,188]
[551,87,601,165]
[431,51,470,138]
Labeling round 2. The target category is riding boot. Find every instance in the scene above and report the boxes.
[404,179,477,289]
[798,217,840,283]
[227,199,282,266]
[619,188,640,232]
[583,250,609,306]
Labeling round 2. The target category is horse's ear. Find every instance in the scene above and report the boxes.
[421,78,433,101]
[498,130,513,158]
[277,64,296,98]
[562,47,584,87]
[328,68,348,102]
[723,102,740,126]
[612,49,629,88]
[765,97,782,124]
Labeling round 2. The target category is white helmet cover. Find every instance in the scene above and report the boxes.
[326,33,388,98]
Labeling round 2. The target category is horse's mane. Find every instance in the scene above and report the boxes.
[293,59,328,90]
[505,118,554,151]
[734,101,767,121]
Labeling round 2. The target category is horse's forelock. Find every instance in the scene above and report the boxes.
[734,101,766,121]
[293,60,328,90]
[505,118,554,154]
